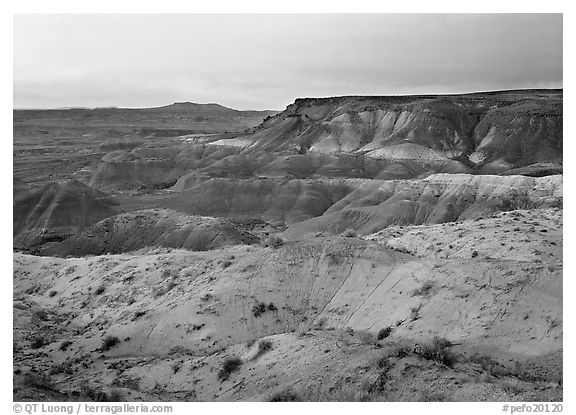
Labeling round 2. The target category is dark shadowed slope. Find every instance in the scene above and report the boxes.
[13,180,118,247]
[41,209,259,256]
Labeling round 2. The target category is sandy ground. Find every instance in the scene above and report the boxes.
[13,208,562,401]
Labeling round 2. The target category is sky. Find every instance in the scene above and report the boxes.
[13,14,563,110]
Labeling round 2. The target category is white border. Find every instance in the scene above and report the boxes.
[3,2,572,414]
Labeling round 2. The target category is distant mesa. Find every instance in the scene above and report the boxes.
[210,89,562,175]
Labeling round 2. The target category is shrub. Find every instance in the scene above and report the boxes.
[49,361,73,375]
[95,285,106,295]
[357,330,377,345]
[102,336,120,351]
[262,235,284,248]
[499,190,542,211]
[81,385,122,402]
[411,280,435,297]
[30,335,48,349]
[218,357,242,381]
[268,302,278,311]
[59,340,73,351]
[341,228,357,238]
[377,327,392,340]
[22,371,53,390]
[171,361,183,374]
[269,390,300,401]
[222,260,233,269]
[252,302,267,318]
[254,339,273,359]
[410,305,421,321]
[417,337,457,367]
[32,310,49,321]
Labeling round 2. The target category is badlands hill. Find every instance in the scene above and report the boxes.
[13,179,118,248]
[81,90,561,194]
[13,90,563,402]
[41,209,259,257]
[212,89,562,175]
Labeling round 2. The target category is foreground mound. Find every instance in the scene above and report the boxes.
[41,209,259,256]
[13,180,117,248]
[13,208,561,401]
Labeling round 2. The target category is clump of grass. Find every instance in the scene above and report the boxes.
[254,339,273,359]
[49,360,73,375]
[262,235,284,248]
[218,357,242,381]
[422,391,448,402]
[22,371,53,390]
[356,330,378,345]
[59,340,73,351]
[32,309,49,322]
[499,190,543,211]
[269,390,300,401]
[411,280,435,297]
[81,385,122,402]
[252,302,267,318]
[377,327,392,340]
[341,228,357,238]
[30,335,49,349]
[101,336,120,351]
[410,305,421,321]
[417,337,457,367]
[171,361,183,374]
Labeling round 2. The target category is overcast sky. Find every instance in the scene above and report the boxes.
[14,14,562,110]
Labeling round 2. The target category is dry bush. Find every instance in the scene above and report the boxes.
[377,327,392,340]
[411,280,435,297]
[417,337,457,367]
[102,335,120,351]
[499,190,543,211]
[218,357,242,381]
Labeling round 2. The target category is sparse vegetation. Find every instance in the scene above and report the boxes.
[499,190,543,211]
[341,228,357,238]
[81,385,122,402]
[377,327,392,340]
[269,389,300,401]
[253,339,273,359]
[416,337,457,367]
[262,235,284,248]
[22,371,53,390]
[30,334,49,349]
[171,360,183,374]
[218,357,242,381]
[101,335,120,351]
[59,340,73,351]
[410,305,421,321]
[252,302,268,317]
[411,280,435,297]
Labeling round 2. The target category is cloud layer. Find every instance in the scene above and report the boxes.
[14,14,562,110]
